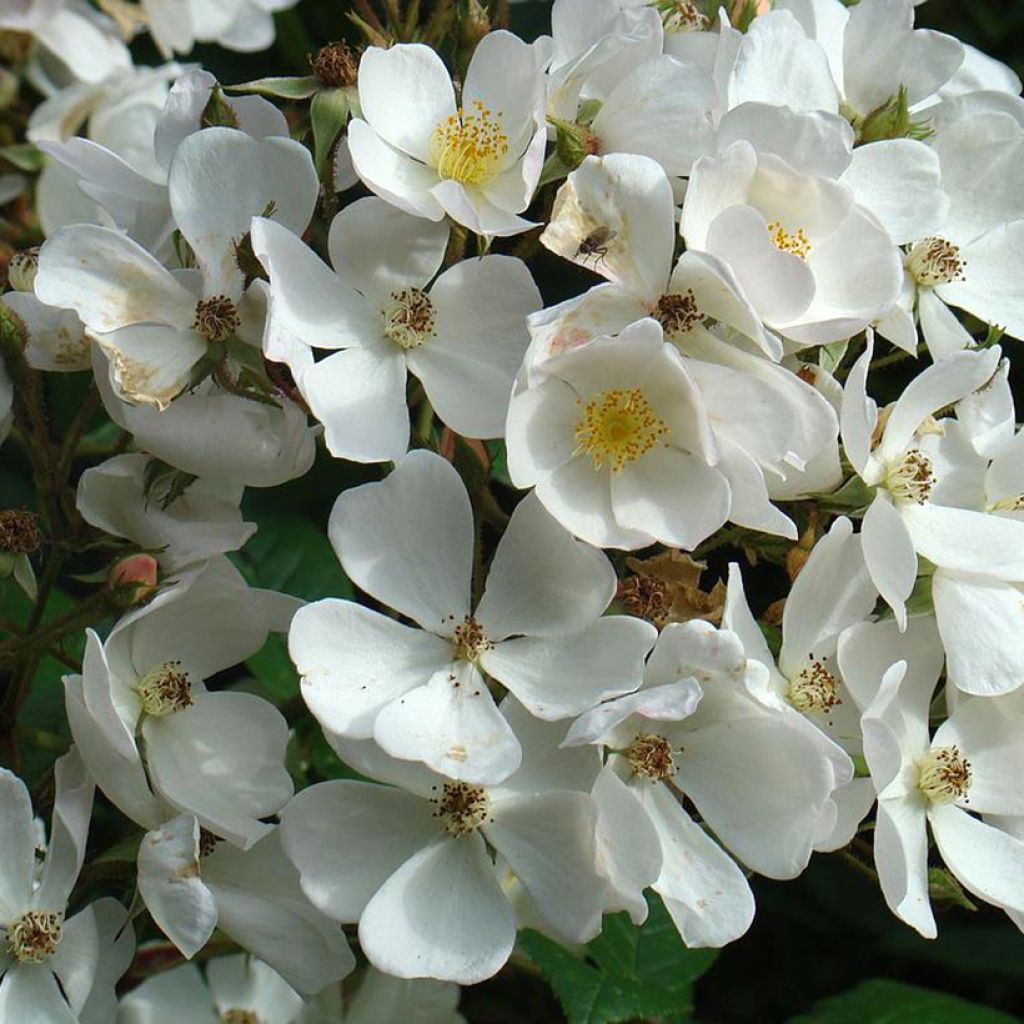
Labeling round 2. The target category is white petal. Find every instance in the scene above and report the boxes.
[918,288,974,361]
[482,616,656,720]
[0,964,78,1024]
[591,766,663,923]
[359,836,516,983]
[487,791,603,943]
[137,815,218,958]
[280,780,438,922]
[292,600,452,739]
[327,196,448,303]
[408,254,540,438]
[903,502,1024,580]
[840,140,947,244]
[328,450,473,629]
[35,224,193,334]
[373,662,522,785]
[145,692,292,848]
[676,712,839,879]
[2,292,89,372]
[644,784,755,947]
[169,128,318,297]
[34,750,93,911]
[838,337,877,476]
[861,493,916,630]
[357,44,454,163]
[874,796,935,938]
[475,492,615,640]
[612,446,730,550]
[563,680,704,748]
[250,216,383,349]
[714,435,797,540]
[117,963,216,1023]
[930,802,1024,916]
[430,180,538,238]
[0,770,35,920]
[933,573,1024,697]
[779,517,876,677]
[505,375,581,487]
[347,119,444,220]
[302,346,410,463]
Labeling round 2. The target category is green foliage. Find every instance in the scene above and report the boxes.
[233,513,352,702]
[789,979,1020,1024]
[520,894,717,1024]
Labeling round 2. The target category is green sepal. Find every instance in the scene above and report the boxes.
[0,143,44,173]
[311,87,351,180]
[227,75,322,100]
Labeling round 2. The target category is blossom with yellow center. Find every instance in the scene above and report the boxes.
[136,660,193,717]
[5,910,63,963]
[907,237,966,287]
[430,100,509,186]
[787,659,842,715]
[381,287,437,350]
[574,388,670,473]
[886,448,935,505]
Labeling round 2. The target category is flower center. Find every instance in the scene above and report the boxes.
[430,101,509,186]
[6,911,63,963]
[433,781,491,836]
[626,733,677,781]
[136,660,193,717]
[652,290,703,341]
[451,615,491,663]
[989,494,1024,513]
[574,388,670,473]
[659,0,711,31]
[787,659,842,715]
[381,288,437,350]
[886,448,935,505]
[768,220,811,260]
[917,745,971,804]
[907,237,966,287]
[193,295,241,342]
[222,1012,262,1024]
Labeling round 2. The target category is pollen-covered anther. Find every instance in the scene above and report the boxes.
[990,493,1024,513]
[918,745,972,805]
[137,660,193,717]
[574,388,670,473]
[907,236,966,287]
[659,0,711,31]
[0,509,42,555]
[430,100,509,186]
[222,1011,262,1024]
[193,295,241,343]
[382,287,437,350]
[652,289,702,340]
[6,911,63,963]
[434,781,491,837]
[767,220,812,260]
[886,448,935,505]
[787,660,842,714]
[451,615,492,663]
[626,733,677,781]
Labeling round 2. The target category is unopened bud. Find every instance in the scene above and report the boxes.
[108,553,159,604]
[549,117,600,171]
[0,510,41,555]
[8,248,38,292]
[310,41,359,88]
[460,0,492,49]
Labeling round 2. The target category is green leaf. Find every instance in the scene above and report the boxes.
[233,515,352,702]
[818,338,849,374]
[789,979,1018,1023]
[521,893,717,1024]
[0,143,44,172]
[311,87,351,179]
[228,75,322,99]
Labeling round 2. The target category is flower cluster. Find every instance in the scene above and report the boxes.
[2,0,1024,1019]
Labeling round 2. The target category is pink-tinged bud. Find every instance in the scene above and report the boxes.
[108,554,159,603]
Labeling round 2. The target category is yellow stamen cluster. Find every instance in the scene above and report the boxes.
[574,388,670,473]
[907,237,966,287]
[222,1012,262,1024]
[626,733,677,781]
[768,220,812,260]
[431,100,508,186]
[193,295,241,343]
[382,288,437,350]
[886,449,935,505]
[787,659,842,715]
[917,745,972,804]
[433,781,491,836]
[137,660,193,717]
[6,911,63,963]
